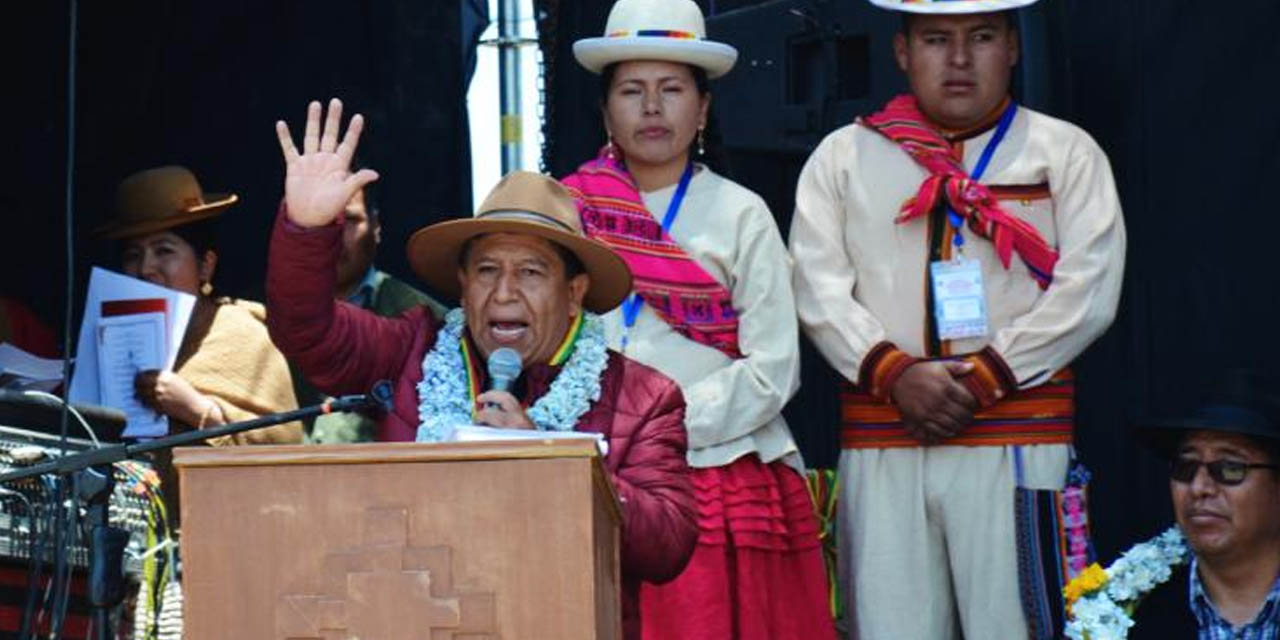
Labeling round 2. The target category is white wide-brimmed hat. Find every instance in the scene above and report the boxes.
[573,0,738,79]
[869,0,1039,14]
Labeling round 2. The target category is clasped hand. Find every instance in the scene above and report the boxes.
[890,361,978,445]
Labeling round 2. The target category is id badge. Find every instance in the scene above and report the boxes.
[930,258,989,340]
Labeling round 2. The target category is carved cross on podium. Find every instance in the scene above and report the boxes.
[276,507,497,639]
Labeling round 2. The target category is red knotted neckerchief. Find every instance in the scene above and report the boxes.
[861,94,1059,288]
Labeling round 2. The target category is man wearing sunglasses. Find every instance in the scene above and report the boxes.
[1128,372,1280,639]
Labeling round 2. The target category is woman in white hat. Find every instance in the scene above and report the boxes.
[563,1,836,638]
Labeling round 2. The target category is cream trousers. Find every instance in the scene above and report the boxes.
[837,443,1070,640]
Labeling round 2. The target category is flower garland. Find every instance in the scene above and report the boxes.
[1064,526,1189,640]
[415,309,609,442]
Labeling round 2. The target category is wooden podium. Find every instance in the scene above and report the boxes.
[173,439,621,639]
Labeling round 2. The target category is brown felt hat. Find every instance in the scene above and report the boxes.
[406,171,632,313]
[96,166,238,240]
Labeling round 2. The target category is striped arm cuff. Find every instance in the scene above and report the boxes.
[858,342,920,402]
[960,346,1018,409]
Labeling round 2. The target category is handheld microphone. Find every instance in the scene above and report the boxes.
[484,348,523,410]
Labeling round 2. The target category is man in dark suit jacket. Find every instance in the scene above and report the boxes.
[1129,371,1280,639]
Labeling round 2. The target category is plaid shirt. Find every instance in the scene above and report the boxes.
[1189,558,1280,639]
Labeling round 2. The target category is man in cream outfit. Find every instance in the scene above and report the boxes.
[788,0,1126,637]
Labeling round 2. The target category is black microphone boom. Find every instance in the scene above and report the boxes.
[0,384,391,485]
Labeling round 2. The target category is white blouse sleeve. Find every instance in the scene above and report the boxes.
[680,199,801,450]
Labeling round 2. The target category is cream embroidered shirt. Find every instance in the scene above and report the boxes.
[790,106,1126,388]
[601,167,803,469]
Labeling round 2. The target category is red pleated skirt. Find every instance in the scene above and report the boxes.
[640,454,837,640]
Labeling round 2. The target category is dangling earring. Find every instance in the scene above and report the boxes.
[605,129,617,160]
[697,126,706,157]
[200,281,213,296]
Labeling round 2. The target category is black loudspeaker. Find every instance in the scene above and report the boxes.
[706,1,902,154]
[705,0,1063,155]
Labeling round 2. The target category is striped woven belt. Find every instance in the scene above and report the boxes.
[840,369,1075,449]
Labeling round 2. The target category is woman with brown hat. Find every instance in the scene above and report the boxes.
[99,165,303,637]
[561,1,835,638]
[101,166,303,449]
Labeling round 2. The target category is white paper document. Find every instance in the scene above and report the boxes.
[68,267,197,438]
[0,343,65,391]
[449,424,609,456]
[95,312,167,437]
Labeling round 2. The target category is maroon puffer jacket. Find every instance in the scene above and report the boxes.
[266,210,697,638]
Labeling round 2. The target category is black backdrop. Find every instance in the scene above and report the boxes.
[6,0,486,327]
[535,0,1280,568]
[7,0,1280,586]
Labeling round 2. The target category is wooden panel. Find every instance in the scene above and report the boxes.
[177,446,618,640]
[172,438,601,468]
[591,465,622,640]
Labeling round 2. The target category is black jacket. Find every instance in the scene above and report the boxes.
[1128,563,1199,640]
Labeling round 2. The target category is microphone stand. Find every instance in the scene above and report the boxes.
[0,392,386,640]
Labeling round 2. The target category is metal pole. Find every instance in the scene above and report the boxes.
[498,0,523,172]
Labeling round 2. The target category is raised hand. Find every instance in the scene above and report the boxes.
[275,98,380,228]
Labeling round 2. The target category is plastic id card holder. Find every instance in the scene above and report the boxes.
[930,258,990,340]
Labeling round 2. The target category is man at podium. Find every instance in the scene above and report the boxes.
[266,99,697,639]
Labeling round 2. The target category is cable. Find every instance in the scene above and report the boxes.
[1,487,39,639]
[50,0,80,636]
[27,476,60,640]
[57,0,78,451]
[52,504,78,639]
[116,460,165,640]
[22,391,100,448]
[20,479,50,640]
[38,476,60,639]
[48,479,78,640]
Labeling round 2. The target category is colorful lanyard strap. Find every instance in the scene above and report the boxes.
[620,161,695,353]
[948,102,1018,253]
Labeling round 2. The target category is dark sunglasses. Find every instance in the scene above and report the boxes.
[1170,458,1279,485]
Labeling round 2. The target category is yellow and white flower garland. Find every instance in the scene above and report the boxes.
[1064,526,1188,640]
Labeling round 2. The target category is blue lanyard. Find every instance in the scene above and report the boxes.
[620,162,694,352]
[948,102,1018,252]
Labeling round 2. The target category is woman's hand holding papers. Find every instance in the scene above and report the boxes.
[135,369,224,429]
